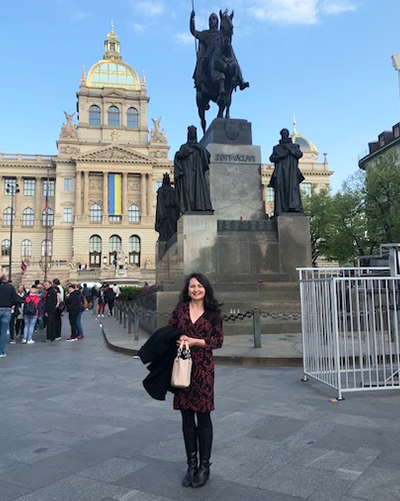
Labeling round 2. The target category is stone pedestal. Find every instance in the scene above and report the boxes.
[201,118,265,220]
[275,214,312,279]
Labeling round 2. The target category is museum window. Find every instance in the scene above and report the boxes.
[108,106,120,126]
[128,204,140,223]
[129,235,141,267]
[21,239,32,258]
[4,178,16,196]
[267,187,275,203]
[109,235,122,264]
[3,207,14,226]
[1,239,10,257]
[90,203,102,223]
[301,183,312,197]
[64,178,72,191]
[23,179,35,197]
[127,107,138,128]
[43,179,55,197]
[155,181,162,193]
[42,208,54,227]
[63,208,72,223]
[22,208,34,226]
[89,235,102,268]
[89,105,101,126]
[41,240,52,257]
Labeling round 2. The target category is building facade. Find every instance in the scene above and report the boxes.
[358,122,400,170]
[0,26,172,285]
[262,119,333,216]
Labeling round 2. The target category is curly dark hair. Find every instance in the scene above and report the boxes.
[179,273,222,324]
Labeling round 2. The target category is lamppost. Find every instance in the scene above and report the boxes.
[391,53,400,113]
[5,181,20,282]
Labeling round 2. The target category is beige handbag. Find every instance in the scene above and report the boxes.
[171,340,193,388]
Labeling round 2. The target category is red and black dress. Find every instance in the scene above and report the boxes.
[169,302,224,412]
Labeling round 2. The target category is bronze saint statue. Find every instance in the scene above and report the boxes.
[155,173,180,241]
[269,129,305,215]
[174,126,213,213]
[190,9,249,134]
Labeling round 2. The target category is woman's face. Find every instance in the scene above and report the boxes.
[18,285,24,293]
[188,278,206,302]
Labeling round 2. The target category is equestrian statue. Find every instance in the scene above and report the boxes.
[190,9,249,134]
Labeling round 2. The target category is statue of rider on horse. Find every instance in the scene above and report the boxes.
[190,9,249,134]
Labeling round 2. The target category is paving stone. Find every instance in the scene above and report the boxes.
[78,457,148,482]
[308,473,355,501]
[4,442,70,464]
[288,447,350,472]
[348,466,400,500]
[247,417,309,441]
[0,479,31,501]
[336,447,380,481]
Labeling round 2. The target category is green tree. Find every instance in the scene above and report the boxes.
[303,188,333,265]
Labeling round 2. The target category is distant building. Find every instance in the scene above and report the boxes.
[358,122,400,170]
[261,119,334,216]
[0,25,172,284]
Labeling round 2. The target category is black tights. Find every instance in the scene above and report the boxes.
[181,409,212,430]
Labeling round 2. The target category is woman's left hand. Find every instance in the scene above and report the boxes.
[177,335,194,347]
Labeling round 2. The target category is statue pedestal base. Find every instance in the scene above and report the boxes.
[201,118,265,220]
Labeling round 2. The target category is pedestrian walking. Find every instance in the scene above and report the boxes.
[9,284,27,343]
[168,273,224,488]
[76,288,85,339]
[35,283,45,331]
[91,285,98,311]
[22,287,41,344]
[43,280,57,342]
[97,286,106,317]
[53,278,64,341]
[0,275,21,358]
[105,285,116,316]
[65,284,81,341]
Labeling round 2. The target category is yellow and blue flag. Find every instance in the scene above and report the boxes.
[109,174,122,216]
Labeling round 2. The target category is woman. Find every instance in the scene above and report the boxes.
[22,286,40,344]
[105,285,116,316]
[97,286,106,317]
[65,284,81,342]
[10,284,27,343]
[169,273,223,488]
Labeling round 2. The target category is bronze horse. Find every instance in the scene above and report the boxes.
[196,10,248,134]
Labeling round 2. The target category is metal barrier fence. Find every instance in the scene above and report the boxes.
[112,302,301,348]
[299,267,400,399]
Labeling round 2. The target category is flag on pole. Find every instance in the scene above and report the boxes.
[109,174,122,216]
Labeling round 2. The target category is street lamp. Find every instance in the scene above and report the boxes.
[5,181,20,282]
[391,53,400,114]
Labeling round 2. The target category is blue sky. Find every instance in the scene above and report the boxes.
[2,0,400,191]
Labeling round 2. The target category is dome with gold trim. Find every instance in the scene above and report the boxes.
[87,24,140,91]
[290,117,318,154]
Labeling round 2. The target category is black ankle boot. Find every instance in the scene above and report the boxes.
[191,460,211,488]
[182,452,198,487]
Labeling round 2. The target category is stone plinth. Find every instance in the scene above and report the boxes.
[201,118,265,221]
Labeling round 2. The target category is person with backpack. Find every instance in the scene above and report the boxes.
[105,285,116,316]
[65,284,82,342]
[22,286,41,344]
[53,278,64,341]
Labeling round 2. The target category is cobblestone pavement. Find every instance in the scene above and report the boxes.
[1,312,400,500]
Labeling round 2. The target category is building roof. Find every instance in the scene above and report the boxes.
[290,116,318,154]
[86,24,140,91]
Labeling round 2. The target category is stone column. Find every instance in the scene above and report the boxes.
[122,172,128,216]
[35,177,41,228]
[83,171,89,214]
[15,176,22,228]
[75,170,82,214]
[103,172,108,221]
[147,172,155,215]
[141,173,147,216]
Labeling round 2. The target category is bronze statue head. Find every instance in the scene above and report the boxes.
[187,125,198,143]
[280,128,290,140]
[209,13,219,29]
[162,173,171,186]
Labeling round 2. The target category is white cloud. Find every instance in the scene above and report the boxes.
[131,22,147,34]
[175,32,194,45]
[131,0,165,17]
[246,0,358,25]
[74,12,91,20]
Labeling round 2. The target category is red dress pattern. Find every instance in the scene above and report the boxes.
[169,302,224,412]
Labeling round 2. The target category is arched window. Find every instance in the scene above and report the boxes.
[108,106,120,127]
[90,204,102,222]
[129,235,141,267]
[1,239,10,257]
[22,207,34,226]
[42,208,54,227]
[41,240,52,257]
[89,235,102,268]
[127,107,139,128]
[3,207,14,226]
[109,235,122,264]
[89,105,101,126]
[21,239,32,258]
[128,204,140,223]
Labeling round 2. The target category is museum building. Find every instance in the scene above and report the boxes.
[0,26,172,285]
[0,27,333,285]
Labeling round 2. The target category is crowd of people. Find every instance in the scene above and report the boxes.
[0,276,120,358]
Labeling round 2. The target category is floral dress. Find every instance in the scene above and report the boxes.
[169,302,224,412]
